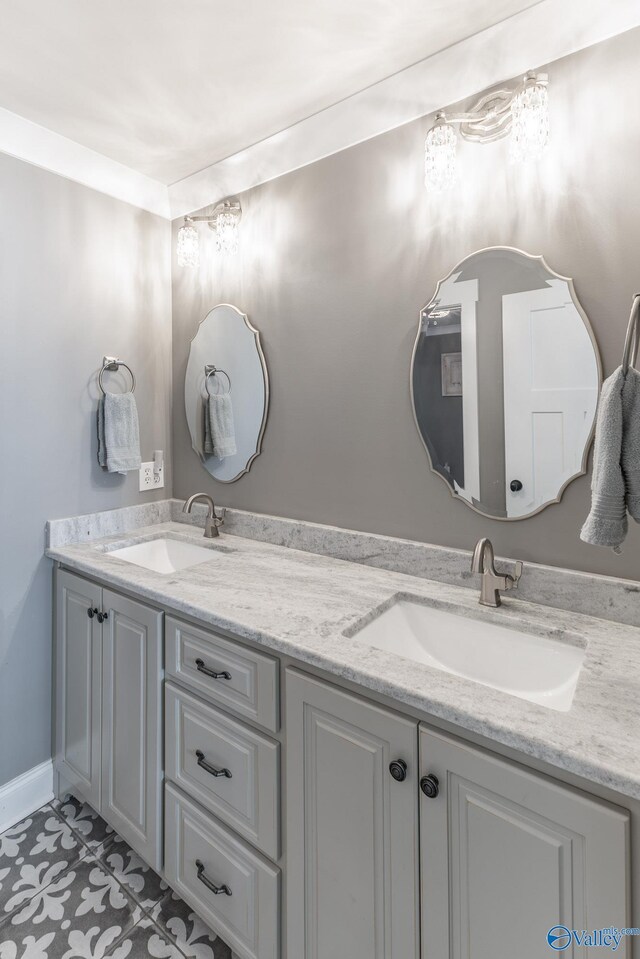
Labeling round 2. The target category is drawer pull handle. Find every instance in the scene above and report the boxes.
[195,860,232,897]
[195,749,232,779]
[195,658,231,681]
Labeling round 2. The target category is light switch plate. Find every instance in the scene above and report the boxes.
[139,461,164,492]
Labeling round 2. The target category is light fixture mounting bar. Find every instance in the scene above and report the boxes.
[185,198,242,225]
[439,72,547,144]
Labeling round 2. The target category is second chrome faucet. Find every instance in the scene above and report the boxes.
[471,537,523,607]
[182,493,226,538]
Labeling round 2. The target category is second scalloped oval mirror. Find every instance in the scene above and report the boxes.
[185,304,269,483]
[411,248,601,520]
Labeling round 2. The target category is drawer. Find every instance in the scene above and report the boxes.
[166,616,279,732]
[165,683,280,859]
[165,783,280,959]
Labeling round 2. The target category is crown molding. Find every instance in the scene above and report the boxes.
[0,107,170,218]
[168,0,640,218]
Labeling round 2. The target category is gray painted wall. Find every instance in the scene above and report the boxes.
[0,155,172,788]
[171,28,640,581]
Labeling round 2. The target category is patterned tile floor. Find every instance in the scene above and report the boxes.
[0,797,232,959]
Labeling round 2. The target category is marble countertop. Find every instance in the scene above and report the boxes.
[47,522,640,801]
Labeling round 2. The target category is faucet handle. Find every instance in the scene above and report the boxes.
[512,561,524,586]
[214,507,226,527]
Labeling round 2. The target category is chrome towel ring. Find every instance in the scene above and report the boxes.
[204,364,231,395]
[98,355,136,394]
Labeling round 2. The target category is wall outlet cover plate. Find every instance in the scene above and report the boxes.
[139,461,164,492]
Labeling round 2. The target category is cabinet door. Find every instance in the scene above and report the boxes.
[286,668,420,959]
[54,570,102,809]
[419,727,630,959]
[101,589,163,870]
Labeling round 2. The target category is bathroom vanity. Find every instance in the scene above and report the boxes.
[48,510,640,959]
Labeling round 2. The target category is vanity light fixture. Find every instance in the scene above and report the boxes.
[176,221,200,268]
[424,72,549,192]
[176,198,242,266]
[509,73,549,163]
[424,114,458,194]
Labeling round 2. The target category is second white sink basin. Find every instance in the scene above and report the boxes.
[351,599,585,712]
[108,537,225,574]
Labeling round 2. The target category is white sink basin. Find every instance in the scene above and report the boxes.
[351,599,585,712]
[108,537,224,574]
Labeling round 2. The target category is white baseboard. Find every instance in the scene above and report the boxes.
[0,760,54,835]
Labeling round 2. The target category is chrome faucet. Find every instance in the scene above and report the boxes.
[470,538,523,607]
[182,493,225,538]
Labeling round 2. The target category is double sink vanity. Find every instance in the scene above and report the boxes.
[47,499,640,959]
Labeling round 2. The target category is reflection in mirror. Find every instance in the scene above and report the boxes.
[411,248,601,520]
[185,304,269,483]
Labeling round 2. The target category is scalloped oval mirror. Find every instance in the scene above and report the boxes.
[411,248,601,520]
[185,304,269,483]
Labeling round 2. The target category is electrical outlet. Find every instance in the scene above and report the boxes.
[139,460,164,492]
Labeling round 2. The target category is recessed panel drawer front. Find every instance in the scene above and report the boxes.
[165,683,279,859]
[166,616,279,733]
[165,783,280,959]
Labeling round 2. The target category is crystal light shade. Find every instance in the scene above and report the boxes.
[215,210,240,255]
[176,222,199,268]
[424,116,457,193]
[510,78,549,163]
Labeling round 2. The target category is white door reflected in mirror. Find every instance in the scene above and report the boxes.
[411,247,601,520]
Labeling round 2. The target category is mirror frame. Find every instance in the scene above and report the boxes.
[185,303,270,483]
[410,246,602,521]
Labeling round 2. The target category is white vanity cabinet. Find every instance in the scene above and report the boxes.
[419,727,630,959]
[286,668,421,959]
[54,570,164,870]
[54,570,103,810]
[54,566,633,959]
[285,668,631,959]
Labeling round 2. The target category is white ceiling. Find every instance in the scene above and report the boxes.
[0,0,540,185]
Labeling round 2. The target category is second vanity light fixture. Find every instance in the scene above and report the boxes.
[177,198,242,267]
[424,72,549,193]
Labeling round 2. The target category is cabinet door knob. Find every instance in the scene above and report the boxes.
[420,774,440,799]
[87,607,98,619]
[195,658,232,681]
[97,611,108,623]
[195,749,232,779]
[389,759,408,782]
[510,479,523,492]
[195,860,232,897]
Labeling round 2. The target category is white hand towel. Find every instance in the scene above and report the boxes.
[207,392,237,460]
[97,392,141,473]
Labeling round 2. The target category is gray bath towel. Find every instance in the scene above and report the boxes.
[97,392,141,473]
[205,392,237,459]
[581,366,640,550]
[203,399,214,455]
[622,367,640,522]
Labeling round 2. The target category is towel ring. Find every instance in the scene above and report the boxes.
[98,357,136,395]
[204,366,231,396]
[621,294,640,375]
